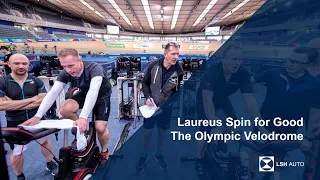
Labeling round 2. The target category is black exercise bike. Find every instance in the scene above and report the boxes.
[2,118,101,180]
[181,139,309,180]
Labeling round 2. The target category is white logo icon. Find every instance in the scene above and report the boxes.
[259,156,274,172]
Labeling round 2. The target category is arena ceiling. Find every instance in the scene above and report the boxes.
[28,0,268,34]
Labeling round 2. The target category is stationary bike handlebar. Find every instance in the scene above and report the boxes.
[1,127,60,145]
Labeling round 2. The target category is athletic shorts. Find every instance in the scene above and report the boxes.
[6,121,48,150]
[71,91,110,121]
[143,108,172,130]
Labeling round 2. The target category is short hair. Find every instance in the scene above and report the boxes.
[293,47,318,63]
[0,46,9,51]
[223,44,242,57]
[208,51,215,57]
[164,42,179,51]
[58,48,79,58]
[307,38,320,49]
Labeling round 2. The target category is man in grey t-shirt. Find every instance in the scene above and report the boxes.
[22,48,112,161]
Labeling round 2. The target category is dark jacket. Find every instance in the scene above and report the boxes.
[142,58,184,106]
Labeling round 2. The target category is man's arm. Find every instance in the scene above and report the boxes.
[242,93,270,134]
[74,76,102,132]
[250,76,256,84]
[202,89,216,120]
[306,82,320,139]
[78,76,103,120]
[20,93,46,110]
[34,81,65,118]
[300,107,320,151]
[0,95,37,111]
[142,61,156,99]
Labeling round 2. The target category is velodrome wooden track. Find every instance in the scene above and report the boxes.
[0,41,223,55]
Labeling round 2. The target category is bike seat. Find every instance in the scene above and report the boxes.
[1,127,60,145]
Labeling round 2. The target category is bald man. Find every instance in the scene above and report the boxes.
[0,54,58,180]
[208,50,215,57]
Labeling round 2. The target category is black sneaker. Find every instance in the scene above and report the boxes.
[155,154,168,171]
[236,165,251,180]
[195,159,205,180]
[136,156,148,175]
[46,161,59,176]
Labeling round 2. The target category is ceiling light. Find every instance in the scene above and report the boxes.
[161,9,163,14]
[141,0,154,29]
[221,0,251,20]
[79,0,105,18]
[54,0,62,4]
[108,0,132,26]
[193,0,218,26]
[171,0,183,29]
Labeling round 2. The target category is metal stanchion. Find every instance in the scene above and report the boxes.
[63,129,69,147]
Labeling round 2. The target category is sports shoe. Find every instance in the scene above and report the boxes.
[101,150,109,161]
[46,161,59,176]
[236,165,251,180]
[136,155,148,175]
[155,154,168,171]
[17,176,26,180]
[99,150,110,168]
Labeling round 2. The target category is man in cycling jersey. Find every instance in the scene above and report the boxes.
[22,48,112,161]
[195,44,264,179]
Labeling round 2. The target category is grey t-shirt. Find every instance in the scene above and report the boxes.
[57,62,112,98]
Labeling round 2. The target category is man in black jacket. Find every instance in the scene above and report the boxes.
[136,42,184,174]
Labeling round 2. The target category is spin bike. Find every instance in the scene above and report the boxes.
[181,139,310,180]
[117,72,144,128]
[2,116,102,180]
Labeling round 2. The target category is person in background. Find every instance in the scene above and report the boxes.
[251,47,320,180]
[208,50,215,58]
[206,50,217,67]
[0,46,13,75]
[9,42,17,53]
[304,38,320,180]
[32,47,35,56]
[53,45,57,53]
